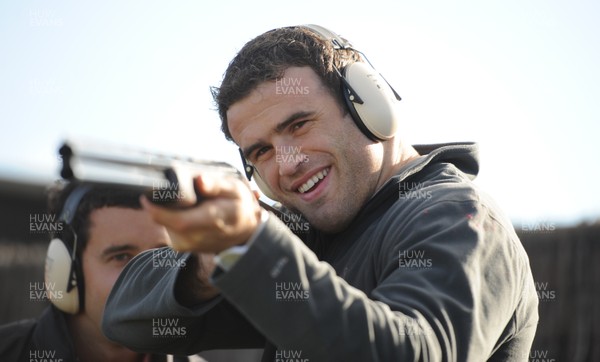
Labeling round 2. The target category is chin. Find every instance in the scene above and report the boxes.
[304,210,350,234]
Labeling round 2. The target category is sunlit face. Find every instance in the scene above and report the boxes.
[80,207,169,340]
[228,66,387,233]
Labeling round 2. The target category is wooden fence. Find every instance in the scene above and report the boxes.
[0,177,597,361]
[519,222,599,362]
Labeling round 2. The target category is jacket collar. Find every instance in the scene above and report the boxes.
[312,142,480,257]
[31,306,77,361]
[397,142,479,182]
[363,141,480,219]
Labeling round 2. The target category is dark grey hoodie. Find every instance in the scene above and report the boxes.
[102,142,538,361]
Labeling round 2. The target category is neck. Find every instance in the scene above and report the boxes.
[67,314,148,362]
[376,138,420,190]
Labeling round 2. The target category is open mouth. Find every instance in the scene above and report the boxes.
[297,168,329,194]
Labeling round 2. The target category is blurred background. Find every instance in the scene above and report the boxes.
[1,0,598,361]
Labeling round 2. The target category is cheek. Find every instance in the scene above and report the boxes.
[261,163,279,190]
[82,259,121,311]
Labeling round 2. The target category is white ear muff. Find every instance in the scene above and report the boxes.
[240,149,279,201]
[343,61,400,140]
[45,238,80,314]
[253,170,279,201]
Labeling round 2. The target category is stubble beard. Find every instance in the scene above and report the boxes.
[289,154,379,234]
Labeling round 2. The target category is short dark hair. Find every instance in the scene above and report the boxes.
[211,25,362,142]
[47,181,142,257]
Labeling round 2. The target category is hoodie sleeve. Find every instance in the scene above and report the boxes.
[210,198,538,361]
[102,247,265,355]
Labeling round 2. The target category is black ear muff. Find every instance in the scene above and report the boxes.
[44,184,91,314]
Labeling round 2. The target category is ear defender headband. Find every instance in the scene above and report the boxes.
[44,184,92,314]
[240,24,402,200]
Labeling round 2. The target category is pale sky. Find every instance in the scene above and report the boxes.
[1,0,598,226]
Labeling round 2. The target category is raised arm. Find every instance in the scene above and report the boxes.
[102,247,265,354]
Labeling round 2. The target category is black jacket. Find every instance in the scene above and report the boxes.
[0,306,78,362]
[103,142,539,361]
[0,305,197,362]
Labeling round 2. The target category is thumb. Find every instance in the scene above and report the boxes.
[194,174,241,199]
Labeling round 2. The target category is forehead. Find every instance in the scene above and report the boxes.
[226,66,329,147]
[85,207,164,248]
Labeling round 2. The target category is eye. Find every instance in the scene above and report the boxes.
[254,146,272,161]
[111,253,133,264]
[291,120,309,131]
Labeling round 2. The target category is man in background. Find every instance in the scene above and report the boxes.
[0,182,203,362]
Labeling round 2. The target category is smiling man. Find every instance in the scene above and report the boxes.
[229,65,419,234]
[103,25,539,361]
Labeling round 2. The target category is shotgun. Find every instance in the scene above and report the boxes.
[59,139,245,208]
[57,139,308,235]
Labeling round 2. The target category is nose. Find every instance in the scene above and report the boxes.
[277,145,307,177]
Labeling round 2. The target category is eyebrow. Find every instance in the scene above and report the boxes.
[242,111,314,160]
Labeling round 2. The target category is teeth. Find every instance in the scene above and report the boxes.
[298,168,329,193]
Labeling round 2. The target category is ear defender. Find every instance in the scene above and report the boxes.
[44,184,91,314]
[341,61,401,141]
[239,148,279,201]
[252,170,279,201]
[45,238,81,314]
[302,24,402,141]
